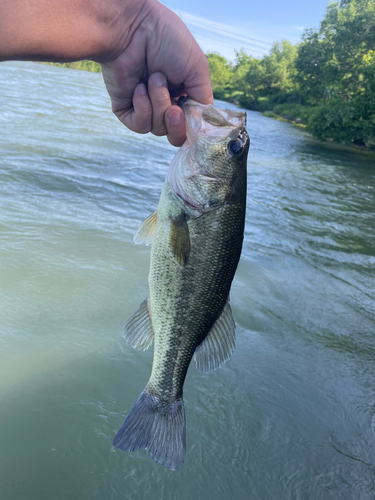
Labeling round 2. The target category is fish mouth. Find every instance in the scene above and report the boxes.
[178,97,247,126]
[178,97,247,144]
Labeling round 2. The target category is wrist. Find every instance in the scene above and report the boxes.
[92,0,156,64]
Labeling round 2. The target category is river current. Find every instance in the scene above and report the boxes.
[1,61,375,499]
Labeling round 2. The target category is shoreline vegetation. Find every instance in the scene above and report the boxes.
[40,60,102,72]
[41,0,374,151]
[207,0,375,151]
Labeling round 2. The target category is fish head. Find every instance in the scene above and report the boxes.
[167,98,249,213]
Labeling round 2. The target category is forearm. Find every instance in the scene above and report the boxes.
[0,0,150,63]
[0,0,213,147]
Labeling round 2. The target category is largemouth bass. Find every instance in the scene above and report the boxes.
[113,98,249,470]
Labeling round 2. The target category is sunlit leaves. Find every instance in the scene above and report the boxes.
[205,0,375,147]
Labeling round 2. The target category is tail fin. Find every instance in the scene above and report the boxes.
[113,389,186,470]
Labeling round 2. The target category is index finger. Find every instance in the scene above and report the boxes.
[181,56,214,106]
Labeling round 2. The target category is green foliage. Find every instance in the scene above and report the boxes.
[362,50,375,94]
[261,40,298,95]
[273,104,312,124]
[308,96,375,146]
[257,92,305,112]
[232,50,264,109]
[207,0,375,148]
[295,0,375,146]
[262,111,279,119]
[228,42,298,110]
[295,28,334,104]
[296,0,375,104]
[206,52,233,100]
[44,60,102,72]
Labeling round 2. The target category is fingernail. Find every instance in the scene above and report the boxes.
[137,83,147,95]
[168,109,182,124]
[151,73,165,88]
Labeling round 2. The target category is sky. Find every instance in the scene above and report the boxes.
[162,0,330,60]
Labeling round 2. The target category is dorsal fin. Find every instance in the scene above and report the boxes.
[194,301,236,373]
[134,211,157,245]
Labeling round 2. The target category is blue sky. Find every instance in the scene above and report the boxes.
[162,0,330,60]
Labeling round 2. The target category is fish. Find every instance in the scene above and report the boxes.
[113,98,249,470]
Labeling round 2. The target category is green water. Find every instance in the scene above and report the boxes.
[0,61,375,499]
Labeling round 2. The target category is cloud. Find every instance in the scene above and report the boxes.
[173,10,275,60]
[180,12,273,49]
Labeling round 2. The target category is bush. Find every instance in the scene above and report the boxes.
[271,92,305,106]
[257,97,271,112]
[237,94,260,111]
[212,88,230,101]
[272,103,312,123]
[308,98,375,147]
[263,112,279,118]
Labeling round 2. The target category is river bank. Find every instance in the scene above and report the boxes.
[37,58,375,153]
[207,2,375,152]
[259,104,375,155]
[39,60,101,72]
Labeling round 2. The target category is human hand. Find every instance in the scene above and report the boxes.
[99,1,213,147]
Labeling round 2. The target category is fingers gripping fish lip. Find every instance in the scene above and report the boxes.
[178,97,247,144]
[178,96,247,127]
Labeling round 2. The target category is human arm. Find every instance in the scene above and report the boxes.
[0,0,213,146]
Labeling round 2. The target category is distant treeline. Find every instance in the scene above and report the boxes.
[207,0,375,149]
[44,60,101,72]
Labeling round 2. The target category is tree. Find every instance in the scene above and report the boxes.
[206,52,233,100]
[231,50,264,109]
[296,0,375,104]
[295,0,375,145]
[261,40,298,95]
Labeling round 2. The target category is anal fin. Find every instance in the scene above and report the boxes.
[123,298,154,350]
[194,301,236,373]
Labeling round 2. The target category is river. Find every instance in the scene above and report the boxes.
[0,61,375,500]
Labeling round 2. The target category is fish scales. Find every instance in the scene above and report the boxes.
[113,98,249,470]
[148,181,245,400]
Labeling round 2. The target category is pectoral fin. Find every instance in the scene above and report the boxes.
[169,213,190,267]
[134,211,157,245]
[194,302,236,373]
[122,298,154,350]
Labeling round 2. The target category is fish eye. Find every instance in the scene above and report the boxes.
[228,139,243,156]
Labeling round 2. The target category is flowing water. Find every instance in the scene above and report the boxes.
[1,61,375,500]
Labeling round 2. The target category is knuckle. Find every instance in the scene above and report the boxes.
[151,127,167,137]
[135,119,152,134]
[133,108,152,134]
[149,84,171,107]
